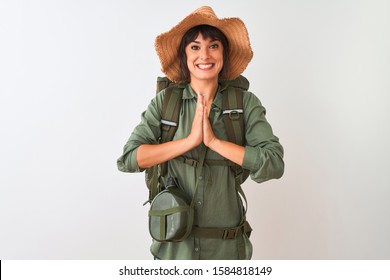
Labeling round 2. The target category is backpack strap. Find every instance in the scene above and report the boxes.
[156,76,173,93]
[222,85,250,182]
[145,78,183,204]
[161,87,182,141]
[222,84,251,236]
[159,85,184,176]
[222,87,245,146]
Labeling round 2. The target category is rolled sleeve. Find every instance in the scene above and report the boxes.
[117,146,143,173]
[242,146,259,171]
[117,92,164,173]
[243,91,285,183]
[245,138,284,183]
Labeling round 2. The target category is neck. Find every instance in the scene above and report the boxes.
[190,79,219,103]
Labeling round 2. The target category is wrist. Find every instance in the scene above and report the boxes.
[186,134,201,149]
[207,137,220,151]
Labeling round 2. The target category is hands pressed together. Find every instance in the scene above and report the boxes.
[137,92,245,169]
[188,93,217,149]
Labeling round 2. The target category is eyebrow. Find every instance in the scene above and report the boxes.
[191,39,219,44]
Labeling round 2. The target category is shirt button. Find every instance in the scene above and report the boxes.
[199,176,203,180]
[195,247,199,252]
[197,200,202,206]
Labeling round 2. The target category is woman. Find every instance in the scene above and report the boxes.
[117,6,284,260]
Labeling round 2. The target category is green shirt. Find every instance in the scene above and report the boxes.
[117,82,284,259]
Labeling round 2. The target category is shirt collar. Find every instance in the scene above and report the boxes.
[183,83,224,110]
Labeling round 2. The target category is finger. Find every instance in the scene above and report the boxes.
[203,104,209,125]
[196,92,204,115]
[197,92,204,105]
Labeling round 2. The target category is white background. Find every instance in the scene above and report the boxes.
[0,0,389,259]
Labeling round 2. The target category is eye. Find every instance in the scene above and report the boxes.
[210,43,219,49]
[190,45,200,50]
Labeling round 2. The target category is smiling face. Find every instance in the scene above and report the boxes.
[178,25,230,83]
[185,33,224,84]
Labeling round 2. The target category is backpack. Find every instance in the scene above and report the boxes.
[144,75,251,205]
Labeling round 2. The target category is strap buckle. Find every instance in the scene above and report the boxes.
[222,109,243,120]
[222,228,239,240]
[180,156,198,167]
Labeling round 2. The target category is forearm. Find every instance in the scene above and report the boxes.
[137,137,197,169]
[208,138,245,166]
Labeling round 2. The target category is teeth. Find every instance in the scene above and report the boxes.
[197,64,213,69]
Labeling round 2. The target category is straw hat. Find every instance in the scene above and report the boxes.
[155,6,253,83]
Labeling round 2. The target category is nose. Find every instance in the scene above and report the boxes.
[200,48,210,60]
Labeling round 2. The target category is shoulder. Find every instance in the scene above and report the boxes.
[151,84,186,113]
[242,90,261,103]
[236,89,263,108]
[241,90,266,117]
[222,76,262,107]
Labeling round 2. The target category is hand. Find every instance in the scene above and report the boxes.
[202,95,217,148]
[187,92,203,147]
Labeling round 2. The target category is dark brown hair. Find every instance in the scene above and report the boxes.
[178,25,230,82]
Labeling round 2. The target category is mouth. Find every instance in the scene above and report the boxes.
[196,63,214,70]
